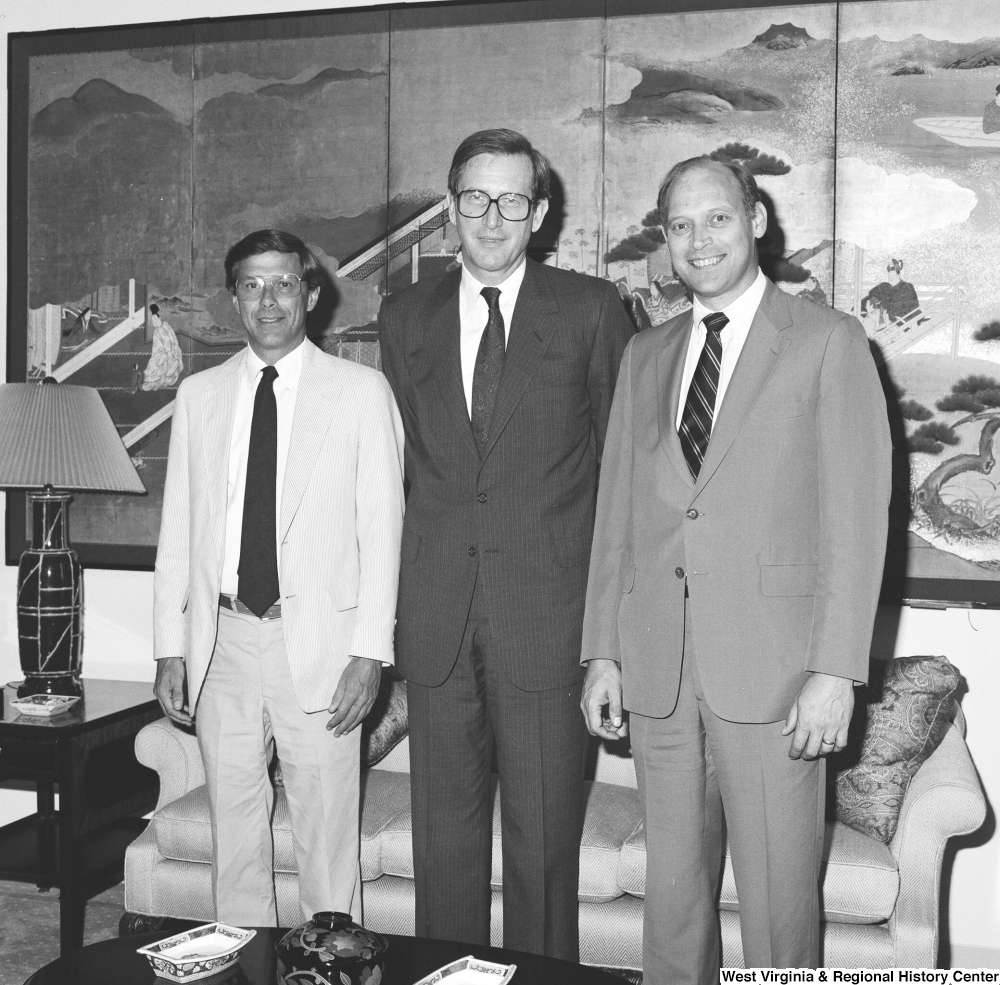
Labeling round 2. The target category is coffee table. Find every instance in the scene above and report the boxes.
[26,928,628,984]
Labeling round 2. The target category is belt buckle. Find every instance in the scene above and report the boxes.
[259,602,282,621]
[219,594,281,620]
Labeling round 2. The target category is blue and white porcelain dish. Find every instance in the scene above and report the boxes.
[136,922,255,982]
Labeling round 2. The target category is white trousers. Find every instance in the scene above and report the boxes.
[195,605,362,926]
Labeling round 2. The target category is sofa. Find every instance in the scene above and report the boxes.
[124,687,985,973]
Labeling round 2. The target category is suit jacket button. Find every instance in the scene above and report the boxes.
[686,508,698,520]
[469,547,477,557]
[675,566,685,579]
[477,493,488,503]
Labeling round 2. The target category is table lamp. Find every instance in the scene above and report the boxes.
[0,379,146,697]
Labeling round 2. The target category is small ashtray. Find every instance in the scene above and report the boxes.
[10,694,80,717]
[411,955,517,984]
[136,922,255,982]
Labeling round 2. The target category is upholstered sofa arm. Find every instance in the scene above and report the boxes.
[135,717,206,811]
[888,719,986,967]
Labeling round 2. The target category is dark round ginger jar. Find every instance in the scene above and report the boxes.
[275,911,388,985]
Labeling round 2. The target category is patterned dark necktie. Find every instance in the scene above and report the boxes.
[238,365,280,617]
[678,312,729,480]
[470,286,505,453]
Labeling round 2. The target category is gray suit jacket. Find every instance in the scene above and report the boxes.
[581,279,892,723]
[153,340,405,713]
[379,260,634,690]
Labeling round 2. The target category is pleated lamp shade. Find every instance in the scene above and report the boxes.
[0,381,145,493]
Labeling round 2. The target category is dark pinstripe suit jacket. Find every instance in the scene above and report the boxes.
[378,260,634,690]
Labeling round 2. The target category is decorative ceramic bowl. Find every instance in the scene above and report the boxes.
[136,922,255,982]
[10,694,80,717]
[275,911,388,985]
[412,955,517,984]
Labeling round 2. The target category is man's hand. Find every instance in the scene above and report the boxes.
[154,657,193,726]
[782,672,854,760]
[327,656,381,737]
[581,659,628,740]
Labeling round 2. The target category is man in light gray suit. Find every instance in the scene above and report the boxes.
[153,229,404,926]
[581,159,891,982]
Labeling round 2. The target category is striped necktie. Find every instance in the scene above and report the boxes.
[678,312,729,479]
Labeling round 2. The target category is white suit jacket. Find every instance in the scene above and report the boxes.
[153,339,405,713]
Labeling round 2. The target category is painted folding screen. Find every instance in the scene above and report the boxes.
[8,0,1000,606]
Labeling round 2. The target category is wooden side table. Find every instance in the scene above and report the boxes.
[0,679,162,955]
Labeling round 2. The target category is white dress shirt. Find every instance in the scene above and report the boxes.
[459,260,527,417]
[675,268,768,431]
[221,341,304,597]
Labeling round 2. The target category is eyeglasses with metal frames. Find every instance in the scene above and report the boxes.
[234,273,306,298]
[456,189,535,222]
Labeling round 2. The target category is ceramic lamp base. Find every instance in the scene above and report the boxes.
[16,489,84,696]
[17,674,83,699]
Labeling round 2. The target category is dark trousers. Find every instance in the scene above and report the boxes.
[407,578,587,961]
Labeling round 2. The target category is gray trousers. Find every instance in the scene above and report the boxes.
[631,618,825,984]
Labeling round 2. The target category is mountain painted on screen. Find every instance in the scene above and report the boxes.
[609,68,785,123]
[127,42,388,81]
[28,67,389,308]
[856,35,1000,75]
[606,23,828,123]
[32,79,172,142]
[752,23,814,50]
[256,66,381,100]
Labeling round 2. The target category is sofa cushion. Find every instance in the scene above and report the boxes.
[361,768,412,881]
[580,781,642,903]
[154,769,412,882]
[618,819,898,925]
[153,784,297,874]
[378,777,641,903]
[378,777,500,885]
[832,655,960,844]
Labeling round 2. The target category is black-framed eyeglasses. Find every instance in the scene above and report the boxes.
[233,273,306,299]
[456,189,535,222]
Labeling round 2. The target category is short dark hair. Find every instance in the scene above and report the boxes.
[447,128,551,202]
[657,157,760,224]
[224,229,320,292]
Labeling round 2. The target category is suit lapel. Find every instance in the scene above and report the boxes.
[657,313,697,487]
[280,341,342,540]
[424,271,479,460]
[695,281,792,491]
[203,354,243,567]
[480,261,559,461]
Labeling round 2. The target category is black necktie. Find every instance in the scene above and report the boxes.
[238,365,280,617]
[678,312,729,480]
[470,286,505,453]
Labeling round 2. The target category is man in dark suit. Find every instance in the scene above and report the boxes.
[581,158,892,982]
[378,128,633,960]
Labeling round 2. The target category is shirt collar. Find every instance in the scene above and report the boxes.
[459,258,527,315]
[243,338,306,390]
[691,268,767,330]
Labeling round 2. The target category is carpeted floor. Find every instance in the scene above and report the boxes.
[0,879,125,985]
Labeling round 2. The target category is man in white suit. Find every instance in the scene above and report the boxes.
[153,229,404,926]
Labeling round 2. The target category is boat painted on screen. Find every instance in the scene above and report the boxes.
[913,117,1000,148]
